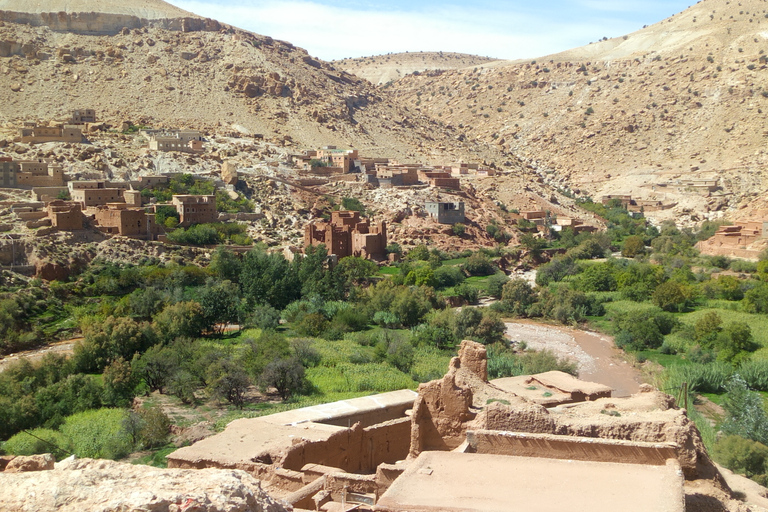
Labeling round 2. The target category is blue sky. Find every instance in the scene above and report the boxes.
[173,0,695,60]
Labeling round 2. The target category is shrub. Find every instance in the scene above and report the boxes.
[621,235,645,257]
[246,305,281,330]
[454,283,479,304]
[716,321,757,364]
[721,376,768,445]
[452,223,466,237]
[713,435,768,482]
[498,279,537,316]
[486,273,509,299]
[3,428,69,459]
[652,280,694,312]
[463,253,496,276]
[260,358,307,400]
[739,360,768,391]
[433,266,466,289]
[61,408,133,459]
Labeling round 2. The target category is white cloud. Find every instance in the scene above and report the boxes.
[174,0,645,60]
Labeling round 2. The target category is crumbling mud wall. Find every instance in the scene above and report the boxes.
[282,418,411,474]
[466,430,679,466]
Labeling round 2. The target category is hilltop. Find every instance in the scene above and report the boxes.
[386,0,768,224]
[335,51,498,85]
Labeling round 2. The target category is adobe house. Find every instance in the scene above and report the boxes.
[601,194,633,207]
[144,129,204,153]
[19,124,83,144]
[94,204,159,240]
[429,177,461,190]
[304,210,387,260]
[696,222,767,259]
[0,159,65,188]
[71,186,126,208]
[71,109,96,125]
[172,195,217,226]
[315,146,359,173]
[0,157,18,188]
[425,201,465,224]
[47,200,84,231]
[137,175,170,188]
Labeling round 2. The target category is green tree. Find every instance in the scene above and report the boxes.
[499,279,537,317]
[209,246,241,282]
[260,358,307,400]
[621,235,645,257]
[717,322,757,364]
[199,280,240,335]
[652,280,693,312]
[694,311,722,348]
[74,316,148,373]
[207,359,251,409]
[721,376,768,445]
[153,301,206,343]
[463,253,495,276]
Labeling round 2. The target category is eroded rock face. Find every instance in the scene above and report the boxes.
[0,457,289,512]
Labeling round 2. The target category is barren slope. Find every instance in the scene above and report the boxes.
[335,51,497,85]
[0,0,196,19]
[389,0,768,224]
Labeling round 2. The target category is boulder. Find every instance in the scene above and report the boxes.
[0,458,288,512]
[4,454,54,473]
[221,161,238,185]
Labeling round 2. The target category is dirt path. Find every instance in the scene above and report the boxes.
[0,338,79,372]
[505,320,643,397]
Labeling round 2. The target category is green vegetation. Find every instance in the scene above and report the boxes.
[0,243,572,463]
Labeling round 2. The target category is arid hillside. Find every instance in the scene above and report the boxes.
[0,2,511,169]
[387,0,768,224]
[335,51,498,85]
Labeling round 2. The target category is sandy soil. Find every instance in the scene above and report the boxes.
[505,320,643,397]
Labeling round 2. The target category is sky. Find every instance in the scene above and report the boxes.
[173,0,695,61]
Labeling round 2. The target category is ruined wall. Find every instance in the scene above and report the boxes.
[466,430,679,466]
[281,418,411,474]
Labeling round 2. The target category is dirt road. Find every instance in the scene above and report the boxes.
[505,320,643,397]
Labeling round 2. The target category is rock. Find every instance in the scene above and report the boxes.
[221,161,238,185]
[0,455,16,471]
[4,454,54,473]
[10,83,21,92]
[0,458,288,512]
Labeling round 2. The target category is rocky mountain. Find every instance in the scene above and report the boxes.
[385,0,768,224]
[335,51,498,85]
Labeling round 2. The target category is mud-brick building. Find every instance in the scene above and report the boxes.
[172,195,217,226]
[19,124,83,144]
[94,205,159,240]
[304,210,387,260]
[425,201,465,224]
[47,200,84,231]
[0,158,65,188]
[71,109,96,124]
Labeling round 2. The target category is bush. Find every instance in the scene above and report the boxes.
[486,273,509,299]
[260,358,307,400]
[721,376,768,445]
[3,428,69,460]
[739,360,768,391]
[497,279,537,317]
[621,235,645,257]
[246,305,281,330]
[122,406,171,450]
[463,253,496,276]
[61,408,133,459]
[454,283,479,304]
[452,223,466,237]
[652,280,694,312]
[713,435,768,482]
[433,266,466,289]
[487,345,577,379]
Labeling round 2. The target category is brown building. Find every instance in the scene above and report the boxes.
[0,159,65,188]
[71,187,125,207]
[429,177,461,190]
[304,210,386,260]
[315,147,359,173]
[145,130,204,153]
[71,109,96,124]
[19,124,83,144]
[95,204,159,239]
[47,200,84,231]
[172,195,217,226]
